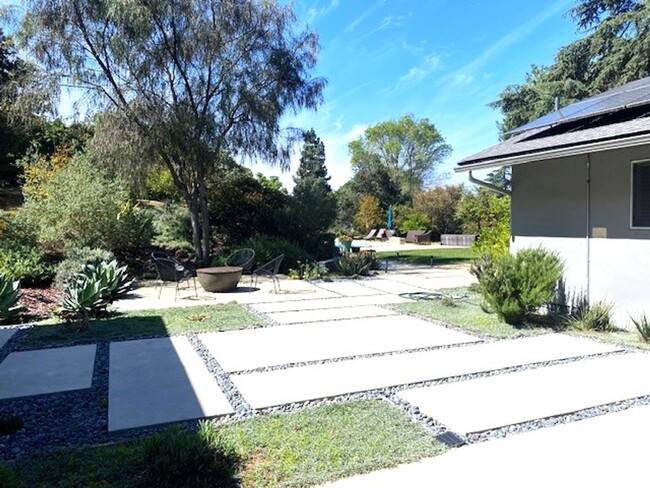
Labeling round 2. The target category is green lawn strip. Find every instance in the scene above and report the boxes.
[568,329,650,351]
[392,288,549,339]
[375,247,477,266]
[13,400,445,488]
[19,303,263,349]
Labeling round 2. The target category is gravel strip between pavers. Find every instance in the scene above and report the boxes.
[186,333,253,417]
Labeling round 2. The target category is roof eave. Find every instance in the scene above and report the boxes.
[454,132,650,173]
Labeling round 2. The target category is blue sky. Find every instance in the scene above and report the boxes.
[248,0,582,190]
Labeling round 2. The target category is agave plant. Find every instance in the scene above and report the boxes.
[60,276,108,330]
[0,275,26,320]
[81,260,134,302]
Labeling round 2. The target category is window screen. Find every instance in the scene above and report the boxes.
[632,160,650,227]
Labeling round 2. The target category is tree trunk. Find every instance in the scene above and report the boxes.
[187,198,205,265]
[198,176,211,266]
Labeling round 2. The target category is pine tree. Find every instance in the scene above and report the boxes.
[295,128,330,184]
[281,128,336,258]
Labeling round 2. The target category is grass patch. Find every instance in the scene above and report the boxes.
[13,400,444,488]
[375,247,477,266]
[393,288,548,339]
[19,303,263,349]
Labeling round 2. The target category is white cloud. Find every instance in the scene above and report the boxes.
[306,0,340,24]
[389,53,441,93]
[345,0,387,32]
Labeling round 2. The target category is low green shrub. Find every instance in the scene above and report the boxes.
[288,261,327,280]
[152,202,193,251]
[472,247,564,325]
[139,422,240,488]
[473,218,510,258]
[21,154,154,252]
[631,313,650,342]
[0,462,22,488]
[335,253,378,277]
[54,247,115,290]
[567,301,616,332]
[0,275,25,320]
[0,246,53,285]
[239,235,312,274]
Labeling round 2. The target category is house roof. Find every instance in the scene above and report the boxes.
[456,76,650,172]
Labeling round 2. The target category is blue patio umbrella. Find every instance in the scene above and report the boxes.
[387,205,393,229]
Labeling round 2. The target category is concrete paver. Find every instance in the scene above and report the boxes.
[355,279,432,295]
[0,345,96,400]
[232,334,620,408]
[108,337,233,431]
[318,403,650,487]
[266,305,397,325]
[200,316,479,372]
[0,327,17,349]
[399,352,650,435]
[250,294,412,313]
[314,281,386,297]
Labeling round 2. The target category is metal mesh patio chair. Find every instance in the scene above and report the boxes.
[225,248,255,273]
[251,254,284,293]
[151,252,197,300]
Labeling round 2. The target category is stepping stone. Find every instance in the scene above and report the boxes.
[357,279,432,295]
[315,281,386,296]
[398,352,650,435]
[108,337,233,431]
[200,316,479,372]
[0,345,96,400]
[251,294,411,313]
[266,305,397,325]
[232,334,620,409]
[0,328,17,349]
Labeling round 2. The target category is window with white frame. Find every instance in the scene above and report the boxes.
[632,159,650,228]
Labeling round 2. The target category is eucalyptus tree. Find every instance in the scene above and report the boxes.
[21,0,325,263]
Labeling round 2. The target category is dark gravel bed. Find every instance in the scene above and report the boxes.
[0,342,109,460]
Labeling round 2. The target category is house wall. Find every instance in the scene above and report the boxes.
[511,144,650,327]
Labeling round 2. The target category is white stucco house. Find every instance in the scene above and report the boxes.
[455,76,650,327]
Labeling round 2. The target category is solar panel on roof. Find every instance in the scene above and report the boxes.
[510,76,650,135]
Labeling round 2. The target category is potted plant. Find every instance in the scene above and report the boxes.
[338,235,353,254]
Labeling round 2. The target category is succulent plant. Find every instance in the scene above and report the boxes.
[81,259,134,302]
[0,274,26,320]
[59,276,108,330]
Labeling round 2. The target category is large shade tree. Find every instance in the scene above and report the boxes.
[21,0,325,263]
[349,114,451,202]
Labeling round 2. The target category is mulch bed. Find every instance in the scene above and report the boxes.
[16,287,61,323]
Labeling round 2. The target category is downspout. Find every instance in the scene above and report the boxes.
[468,171,512,196]
[586,155,591,304]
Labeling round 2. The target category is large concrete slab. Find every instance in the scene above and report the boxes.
[251,294,412,313]
[233,334,620,408]
[0,345,96,399]
[389,274,477,290]
[108,337,233,431]
[356,279,431,295]
[399,352,650,435]
[266,305,397,324]
[0,327,17,349]
[318,403,650,487]
[200,316,479,372]
[314,281,386,297]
